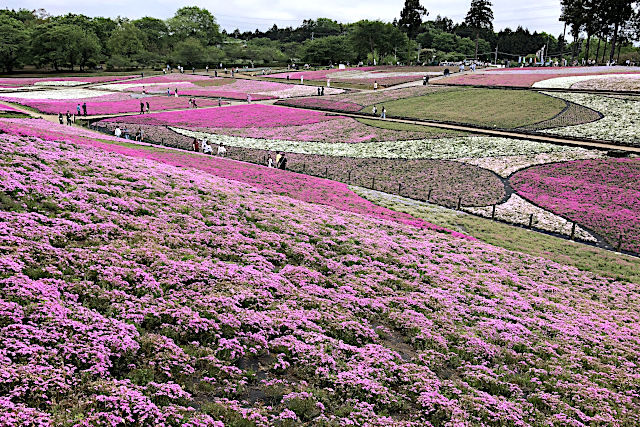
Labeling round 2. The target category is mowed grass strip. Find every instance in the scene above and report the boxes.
[381,88,567,129]
[353,186,640,284]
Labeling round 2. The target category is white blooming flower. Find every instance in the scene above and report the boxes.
[0,88,116,100]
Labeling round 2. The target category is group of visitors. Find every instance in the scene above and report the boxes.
[372,105,386,119]
[113,126,144,141]
[191,138,226,156]
[139,101,151,114]
[74,103,88,116]
[167,88,179,97]
[267,152,288,170]
[58,112,75,126]
[316,87,325,96]
[188,98,199,108]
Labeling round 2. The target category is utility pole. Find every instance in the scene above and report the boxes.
[494,43,498,64]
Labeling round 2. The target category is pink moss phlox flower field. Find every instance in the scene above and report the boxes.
[0,118,459,237]
[437,67,640,87]
[1,124,640,425]
[104,104,339,128]
[266,66,377,80]
[0,75,132,86]
[0,96,220,115]
[114,74,212,84]
[0,103,21,113]
[275,97,364,112]
[510,158,640,253]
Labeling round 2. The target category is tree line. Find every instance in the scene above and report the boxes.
[0,1,638,73]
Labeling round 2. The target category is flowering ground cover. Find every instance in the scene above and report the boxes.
[540,92,640,145]
[517,99,603,131]
[0,118,458,238]
[0,95,220,115]
[1,129,640,425]
[103,104,338,128]
[0,88,118,100]
[0,103,20,113]
[0,75,132,87]
[436,66,640,88]
[266,66,451,86]
[510,158,640,253]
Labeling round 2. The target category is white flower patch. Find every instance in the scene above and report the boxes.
[332,70,441,80]
[0,88,116,100]
[254,86,344,98]
[533,73,640,89]
[455,149,606,177]
[465,194,597,242]
[33,81,87,87]
[540,92,640,144]
[171,128,576,160]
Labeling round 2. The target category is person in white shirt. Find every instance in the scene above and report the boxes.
[217,143,227,157]
[203,140,212,155]
[267,154,274,168]
[114,126,122,137]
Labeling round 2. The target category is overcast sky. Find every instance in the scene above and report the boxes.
[4,0,566,36]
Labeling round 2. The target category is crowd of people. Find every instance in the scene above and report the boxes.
[188,137,288,170]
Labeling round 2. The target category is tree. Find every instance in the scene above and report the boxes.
[465,0,494,59]
[398,0,428,39]
[133,17,168,53]
[172,37,207,67]
[560,0,586,62]
[349,20,407,63]
[602,0,634,62]
[167,7,221,45]
[0,15,29,72]
[107,22,144,67]
[303,35,354,64]
[31,23,94,70]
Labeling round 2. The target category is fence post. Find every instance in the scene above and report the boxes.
[325,167,328,178]
[398,183,402,194]
[372,177,375,190]
[427,189,432,201]
[491,204,496,220]
[528,214,533,228]
[303,163,306,172]
[456,197,462,210]
[617,234,623,251]
[570,222,576,240]
[348,170,351,184]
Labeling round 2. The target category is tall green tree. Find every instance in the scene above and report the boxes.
[464,0,494,59]
[167,7,221,45]
[107,22,144,68]
[398,0,428,39]
[0,15,29,72]
[602,0,634,62]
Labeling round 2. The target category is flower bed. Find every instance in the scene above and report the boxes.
[540,92,640,145]
[571,74,640,91]
[0,75,132,87]
[509,158,640,253]
[0,103,20,113]
[1,95,220,115]
[518,100,603,131]
[103,104,339,128]
[266,66,442,85]
[0,88,117,100]
[1,129,640,425]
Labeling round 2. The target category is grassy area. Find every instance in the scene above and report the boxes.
[355,118,469,137]
[383,88,567,129]
[352,186,640,284]
[193,78,236,87]
[0,112,29,118]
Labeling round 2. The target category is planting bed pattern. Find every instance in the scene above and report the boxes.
[1,126,640,425]
[266,66,450,86]
[0,75,133,87]
[510,158,640,253]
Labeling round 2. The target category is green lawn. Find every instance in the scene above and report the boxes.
[353,187,640,284]
[355,118,469,137]
[382,88,567,129]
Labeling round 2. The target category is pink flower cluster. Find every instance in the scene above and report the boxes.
[266,67,377,80]
[510,158,640,253]
[0,103,20,113]
[0,123,639,425]
[0,75,132,86]
[3,95,220,115]
[103,104,339,128]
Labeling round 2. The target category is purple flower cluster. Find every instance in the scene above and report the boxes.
[510,158,640,252]
[1,126,639,425]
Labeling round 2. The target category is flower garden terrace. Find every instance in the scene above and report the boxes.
[1,120,640,426]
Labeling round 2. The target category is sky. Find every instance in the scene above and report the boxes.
[4,0,566,36]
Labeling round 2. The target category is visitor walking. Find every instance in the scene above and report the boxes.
[381,106,386,119]
[373,81,378,90]
[372,105,377,115]
[247,94,251,104]
[217,143,227,157]
[192,138,200,152]
[140,102,144,114]
[58,113,63,125]
[76,104,81,116]
[82,102,87,116]
[218,97,222,107]
[167,88,171,97]
[321,87,324,96]
[174,88,178,97]
[300,75,304,84]
[277,153,287,170]
[192,98,198,108]
[203,140,212,155]
[267,154,274,168]
[114,126,122,137]
[317,87,321,96]
[275,151,282,167]
[66,111,71,126]
[146,102,150,114]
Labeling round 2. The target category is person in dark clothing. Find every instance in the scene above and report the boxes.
[58,113,63,125]
[317,87,321,96]
[140,102,144,114]
[66,111,71,126]
[321,87,325,96]
[82,102,87,116]
[146,102,150,113]
[278,153,287,170]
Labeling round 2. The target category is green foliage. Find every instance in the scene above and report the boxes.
[398,0,428,39]
[167,6,221,45]
[31,23,100,70]
[303,35,354,64]
[107,22,144,67]
[0,15,29,72]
